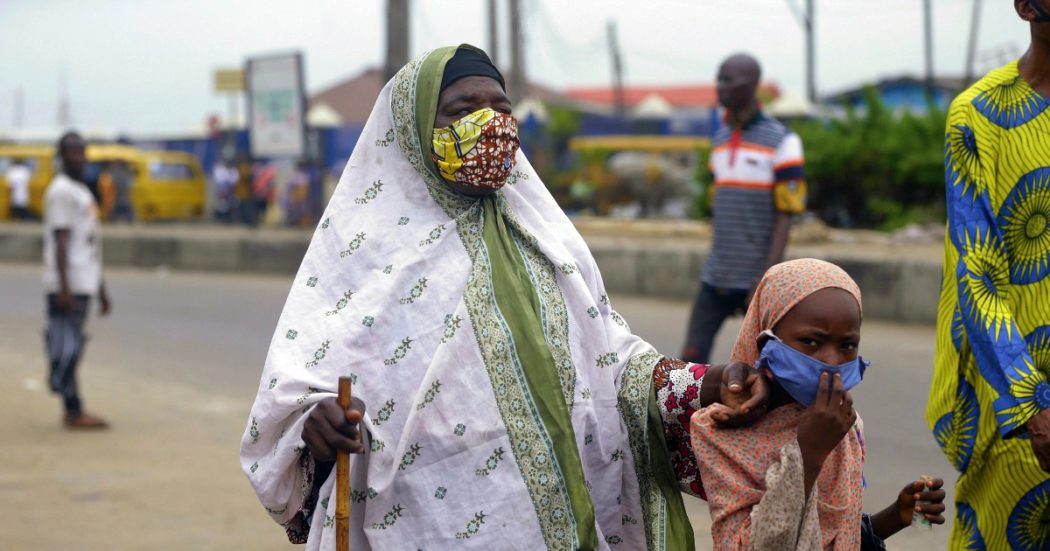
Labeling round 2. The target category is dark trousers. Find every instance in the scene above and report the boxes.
[45,294,91,415]
[110,203,133,223]
[10,206,31,220]
[681,282,749,364]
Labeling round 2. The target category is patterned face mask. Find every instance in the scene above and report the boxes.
[432,107,520,192]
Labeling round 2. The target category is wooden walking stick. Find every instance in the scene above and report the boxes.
[336,376,352,551]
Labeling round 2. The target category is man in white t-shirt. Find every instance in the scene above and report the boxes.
[5,158,31,220]
[43,132,111,429]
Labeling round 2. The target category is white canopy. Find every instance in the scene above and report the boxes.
[305,102,343,127]
[633,93,674,118]
[768,91,817,117]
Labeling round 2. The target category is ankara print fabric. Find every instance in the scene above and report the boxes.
[240,45,693,551]
[653,357,709,498]
[927,59,1050,550]
[432,107,519,190]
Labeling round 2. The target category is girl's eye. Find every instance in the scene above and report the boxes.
[842,342,858,351]
[799,338,819,347]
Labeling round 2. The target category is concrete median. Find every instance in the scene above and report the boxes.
[0,219,945,324]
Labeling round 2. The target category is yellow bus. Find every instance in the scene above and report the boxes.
[88,145,207,221]
[0,144,205,222]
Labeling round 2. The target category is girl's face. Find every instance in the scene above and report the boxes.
[769,287,862,365]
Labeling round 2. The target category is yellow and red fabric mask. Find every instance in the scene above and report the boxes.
[432,107,520,192]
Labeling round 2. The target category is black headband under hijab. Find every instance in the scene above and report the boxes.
[440,48,506,92]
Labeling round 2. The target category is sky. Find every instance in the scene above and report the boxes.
[0,0,1032,135]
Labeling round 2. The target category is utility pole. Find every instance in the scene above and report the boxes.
[786,0,816,103]
[488,0,500,68]
[964,0,982,85]
[508,0,526,101]
[607,20,626,120]
[805,0,815,103]
[923,0,935,102]
[384,0,410,83]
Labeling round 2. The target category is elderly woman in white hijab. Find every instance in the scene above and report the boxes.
[240,45,768,550]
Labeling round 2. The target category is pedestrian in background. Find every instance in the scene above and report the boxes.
[211,160,237,223]
[109,159,134,223]
[235,154,253,225]
[250,162,276,227]
[6,158,32,220]
[43,131,110,429]
[681,53,807,364]
[283,160,310,227]
[96,162,116,220]
[927,1,1050,548]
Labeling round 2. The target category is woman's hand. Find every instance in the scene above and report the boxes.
[711,362,770,427]
[302,396,368,462]
[796,373,856,495]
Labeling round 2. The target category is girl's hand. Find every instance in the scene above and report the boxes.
[895,478,947,527]
[871,477,947,539]
[796,372,856,466]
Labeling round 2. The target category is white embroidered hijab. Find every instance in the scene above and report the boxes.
[240,46,688,550]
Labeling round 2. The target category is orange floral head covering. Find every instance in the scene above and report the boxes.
[729,258,863,366]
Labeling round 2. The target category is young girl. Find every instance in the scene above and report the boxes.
[691,258,946,550]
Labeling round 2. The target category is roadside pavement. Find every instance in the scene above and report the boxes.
[0,319,294,550]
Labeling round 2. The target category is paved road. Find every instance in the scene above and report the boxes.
[0,262,952,549]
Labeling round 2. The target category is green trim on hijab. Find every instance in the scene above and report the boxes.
[482,197,600,550]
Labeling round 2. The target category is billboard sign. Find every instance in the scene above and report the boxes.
[246,52,305,158]
[213,69,245,93]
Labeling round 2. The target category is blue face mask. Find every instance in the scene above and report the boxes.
[758,330,869,406]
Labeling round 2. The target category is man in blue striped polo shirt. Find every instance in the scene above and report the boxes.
[682,54,807,364]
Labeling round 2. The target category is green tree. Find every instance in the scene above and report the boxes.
[793,87,946,230]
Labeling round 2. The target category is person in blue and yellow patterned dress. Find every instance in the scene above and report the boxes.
[927,1,1050,549]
